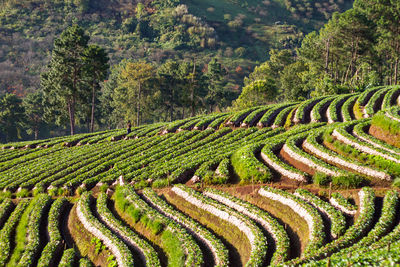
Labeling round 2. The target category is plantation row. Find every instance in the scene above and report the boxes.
[2,103,400,194]
[1,86,397,152]
[0,185,398,266]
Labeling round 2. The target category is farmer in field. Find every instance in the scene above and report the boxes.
[127,120,132,135]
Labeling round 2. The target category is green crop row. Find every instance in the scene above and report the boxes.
[331,122,400,178]
[37,197,68,267]
[288,187,375,265]
[381,86,400,110]
[294,189,346,239]
[373,107,400,136]
[357,86,383,106]
[213,157,231,184]
[259,186,326,255]
[241,106,271,126]
[341,95,358,122]
[310,96,336,123]
[306,128,380,185]
[333,190,398,256]
[142,188,229,267]
[364,88,390,117]
[0,198,13,227]
[226,107,258,127]
[353,121,400,156]
[327,94,354,123]
[77,192,135,267]
[0,199,30,266]
[231,143,273,184]
[96,192,161,267]
[173,184,268,267]
[293,96,326,124]
[58,248,77,267]
[127,128,279,186]
[258,103,294,127]
[204,188,290,265]
[16,194,52,267]
[117,185,203,267]
[285,130,344,177]
[194,113,229,130]
[272,105,297,128]
[330,192,357,214]
[14,141,120,191]
[261,141,309,182]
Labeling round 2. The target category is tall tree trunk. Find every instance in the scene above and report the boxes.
[191,60,196,117]
[137,81,141,126]
[325,38,330,75]
[34,127,38,140]
[394,59,399,85]
[170,88,174,121]
[90,82,96,133]
[68,99,75,135]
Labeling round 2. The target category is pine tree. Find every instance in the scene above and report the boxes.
[83,44,109,132]
[41,24,89,135]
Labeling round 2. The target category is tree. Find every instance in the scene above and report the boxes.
[22,91,45,140]
[180,60,207,117]
[41,24,89,135]
[206,58,228,112]
[280,60,309,101]
[245,49,294,86]
[0,94,26,143]
[119,61,155,126]
[99,63,125,128]
[156,60,182,121]
[355,0,400,84]
[233,79,278,109]
[83,44,109,132]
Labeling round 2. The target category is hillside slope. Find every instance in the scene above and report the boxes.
[0,0,352,95]
[1,85,400,192]
[1,86,400,267]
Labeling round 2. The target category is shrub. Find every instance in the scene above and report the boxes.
[99,184,108,193]
[152,179,170,188]
[332,174,366,188]
[16,188,30,198]
[313,172,331,186]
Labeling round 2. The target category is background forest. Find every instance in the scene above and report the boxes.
[2,0,397,142]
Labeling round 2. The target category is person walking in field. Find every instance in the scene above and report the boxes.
[127,120,132,135]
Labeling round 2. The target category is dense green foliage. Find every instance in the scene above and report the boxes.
[246,0,400,102]
[0,0,350,95]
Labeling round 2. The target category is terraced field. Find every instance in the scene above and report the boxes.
[1,86,400,266]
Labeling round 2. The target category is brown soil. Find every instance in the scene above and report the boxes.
[68,204,112,266]
[280,146,316,176]
[265,147,310,186]
[369,125,400,148]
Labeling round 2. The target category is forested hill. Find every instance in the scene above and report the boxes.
[0,0,352,96]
